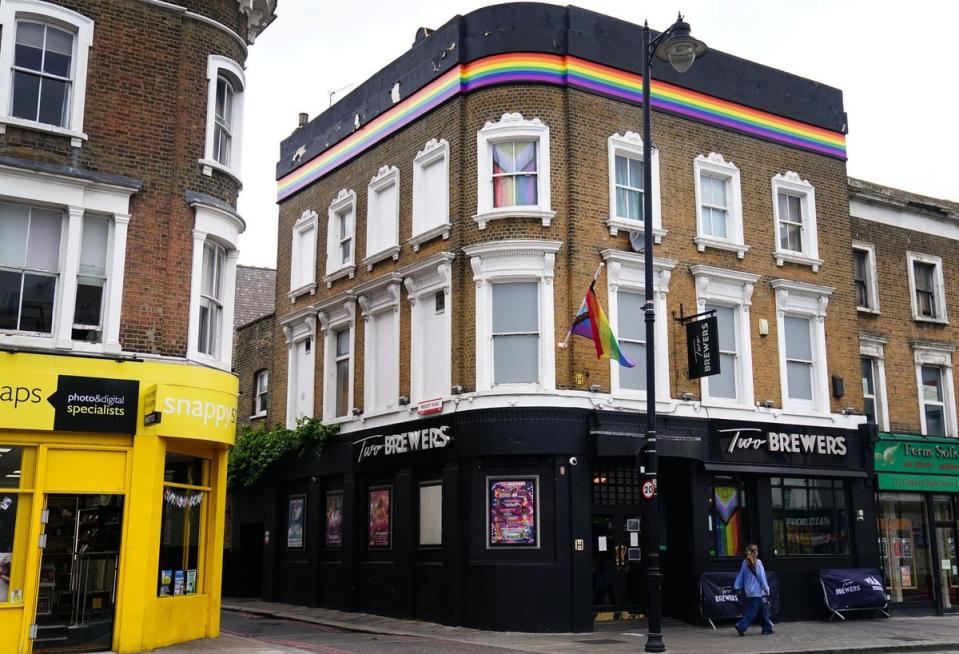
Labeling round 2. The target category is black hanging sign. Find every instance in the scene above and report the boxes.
[686,316,720,379]
[47,376,139,434]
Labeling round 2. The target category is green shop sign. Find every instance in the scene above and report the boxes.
[875,433,959,492]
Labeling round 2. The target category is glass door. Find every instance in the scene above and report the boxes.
[932,495,959,612]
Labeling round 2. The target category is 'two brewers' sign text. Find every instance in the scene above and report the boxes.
[353,424,452,464]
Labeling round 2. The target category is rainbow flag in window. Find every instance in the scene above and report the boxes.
[570,283,635,368]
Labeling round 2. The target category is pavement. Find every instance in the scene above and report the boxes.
[151,598,959,653]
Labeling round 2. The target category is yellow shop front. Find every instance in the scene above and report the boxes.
[0,350,238,654]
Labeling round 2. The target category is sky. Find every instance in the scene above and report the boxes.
[235,0,959,267]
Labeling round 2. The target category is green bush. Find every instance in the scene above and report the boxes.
[228,417,337,489]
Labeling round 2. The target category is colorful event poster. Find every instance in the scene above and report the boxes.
[186,569,197,594]
[368,487,392,548]
[326,492,343,547]
[488,478,537,547]
[159,569,173,596]
[900,565,913,587]
[173,570,185,596]
[892,538,904,558]
[287,495,305,549]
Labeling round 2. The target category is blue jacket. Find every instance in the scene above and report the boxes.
[733,558,770,598]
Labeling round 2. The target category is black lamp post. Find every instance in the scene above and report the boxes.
[639,15,706,654]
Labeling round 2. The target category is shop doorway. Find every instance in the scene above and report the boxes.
[591,461,645,616]
[33,494,124,654]
[932,495,959,613]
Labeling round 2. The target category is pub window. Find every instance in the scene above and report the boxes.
[157,453,210,597]
[418,481,442,547]
[771,477,849,556]
[708,476,750,557]
[0,446,35,604]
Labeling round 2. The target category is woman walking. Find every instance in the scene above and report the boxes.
[733,543,774,636]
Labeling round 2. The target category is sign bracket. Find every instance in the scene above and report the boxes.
[672,303,716,325]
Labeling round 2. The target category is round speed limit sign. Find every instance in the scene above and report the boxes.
[642,480,655,499]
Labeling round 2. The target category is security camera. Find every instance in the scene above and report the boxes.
[568,456,578,466]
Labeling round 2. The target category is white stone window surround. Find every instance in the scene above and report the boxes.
[317,293,357,423]
[771,171,822,271]
[465,239,561,393]
[474,113,555,230]
[770,278,834,414]
[281,308,316,428]
[252,368,269,419]
[186,198,243,371]
[907,251,948,324]
[363,165,401,270]
[860,333,889,431]
[605,132,664,243]
[200,55,245,185]
[690,265,759,408]
[325,188,357,286]
[402,252,454,406]
[0,162,134,354]
[602,249,676,402]
[356,273,403,417]
[913,342,957,437]
[288,209,318,301]
[0,0,93,147]
[410,138,451,252]
[852,240,880,314]
[693,153,747,258]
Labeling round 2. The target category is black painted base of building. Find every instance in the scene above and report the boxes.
[225,406,879,631]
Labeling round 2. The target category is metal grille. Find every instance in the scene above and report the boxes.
[592,462,640,506]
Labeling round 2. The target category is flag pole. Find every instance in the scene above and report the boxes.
[558,262,605,349]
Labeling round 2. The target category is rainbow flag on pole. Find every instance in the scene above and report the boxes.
[570,283,635,368]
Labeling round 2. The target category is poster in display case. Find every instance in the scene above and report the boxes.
[368,487,392,548]
[325,492,343,547]
[287,495,306,550]
[487,476,539,547]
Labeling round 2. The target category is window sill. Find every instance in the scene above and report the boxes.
[773,250,823,272]
[0,116,87,147]
[409,223,451,252]
[199,158,243,188]
[324,265,356,288]
[363,245,401,271]
[701,397,756,411]
[473,208,555,230]
[857,306,880,315]
[249,413,267,420]
[694,236,749,259]
[187,350,231,372]
[287,282,317,303]
[605,217,666,244]
[779,404,831,418]
[913,315,949,325]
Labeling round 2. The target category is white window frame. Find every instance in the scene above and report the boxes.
[852,241,880,313]
[690,265,758,408]
[253,369,269,418]
[356,274,402,416]
[401,252,454,406]
[0,0,93,145]
[860,334,889,431]
[200,55,245,184]
[317,295,356,423]
[693,153,746,258]
[281,309,316,428]
[288,209,318,301]
[771,171,822,271]
[363,165,401,270]
[605,132,664,243]
[474,113,554,229]
[602,249,677,402]
[410,138,451,252]
[465,239,561,392]
[913,343,957,437]
[771,279,834,414]
[325,189,356,286]
[907,251,948,324]
[197,239,226,360]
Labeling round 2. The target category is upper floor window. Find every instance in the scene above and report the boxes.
[860,335,888,431]
[73,215,109,342]
[334,328,351,417]
[404,254,454,405]
[281,311,316,428]
[852,242,879,313]
[317,297,355,422]
[908,252,947,323]
[253,370,269,418]
[474,113,553,229]
[914,343,956,437]
[694,153,746,258]
[364,166,400,269]
[492,282,539,384]
[771,279,833,413]
[197,240,225,358]
[201,56,245,182]
[771,172,821,271]
[411,139,450,251]
[0,2,93,142]
[357,278,401,414]
[325,190,356,285]
[289,209,317,300]
[0,203,62,334]
[606,132,662,242]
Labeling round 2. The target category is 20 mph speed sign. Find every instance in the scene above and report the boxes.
[642,480,655,499]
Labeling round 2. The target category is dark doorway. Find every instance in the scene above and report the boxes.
[235,522,264,597]
[591,460,645,616]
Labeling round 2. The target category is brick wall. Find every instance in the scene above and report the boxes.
[234,312,275,431]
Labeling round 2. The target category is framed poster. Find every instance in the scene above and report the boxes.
[287,494,306,550]
[368,486,392,548]
[487,476,539,548]
[325,491,344,547]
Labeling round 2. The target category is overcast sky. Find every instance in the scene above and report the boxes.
[235,0,958,267]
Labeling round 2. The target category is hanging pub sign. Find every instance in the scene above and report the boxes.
[686,315,720,379]
[708,419,865,470]
[352,422,453,466]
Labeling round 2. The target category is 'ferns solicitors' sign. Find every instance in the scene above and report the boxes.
[353,424,452,465]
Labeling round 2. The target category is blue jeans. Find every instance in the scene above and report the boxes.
[737,596,774,633]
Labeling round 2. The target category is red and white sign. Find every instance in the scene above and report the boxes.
[642,480,656,500]
[417,398,443,415]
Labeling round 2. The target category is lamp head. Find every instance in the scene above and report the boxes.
[654,14,707,73]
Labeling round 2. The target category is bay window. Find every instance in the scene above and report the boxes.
[0,203,62,334]
[201,56,245,181]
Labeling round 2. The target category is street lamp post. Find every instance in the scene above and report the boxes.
[639,15,706,653]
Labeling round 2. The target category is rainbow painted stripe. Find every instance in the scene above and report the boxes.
[277,53,846,201]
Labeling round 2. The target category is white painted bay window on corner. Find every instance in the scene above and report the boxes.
[325,190,356,285]
[694,154,745,258]
[492,282,539,384]
[606,132,662,241]
[852,242,879,312]
[411,139,450,251]
[289,209,317,299]
[771,172,821,271]
[908,253,947,322]
[201,56,245,181]
[197,241,225,358]
[365,166,400,269]
[0,203,62,334]
[772,279,833,412]
[73,215,110,341]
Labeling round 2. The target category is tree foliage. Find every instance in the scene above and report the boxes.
[228,417,337,489]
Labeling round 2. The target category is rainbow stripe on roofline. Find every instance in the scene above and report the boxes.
[277,53,846,202]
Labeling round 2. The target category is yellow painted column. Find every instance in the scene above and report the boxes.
[205,447,228,638]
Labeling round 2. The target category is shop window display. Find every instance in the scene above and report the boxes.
[158,453,209,597]
[708,476,750,557]
[878,492,933,603]
[771,477,849,555]
[0,446,33,604]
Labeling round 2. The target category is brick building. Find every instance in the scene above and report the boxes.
[233,265,276,430]
[229,3,878,630]
[0,1,275,652]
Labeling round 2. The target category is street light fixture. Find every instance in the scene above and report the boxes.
[639,14,706,654]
